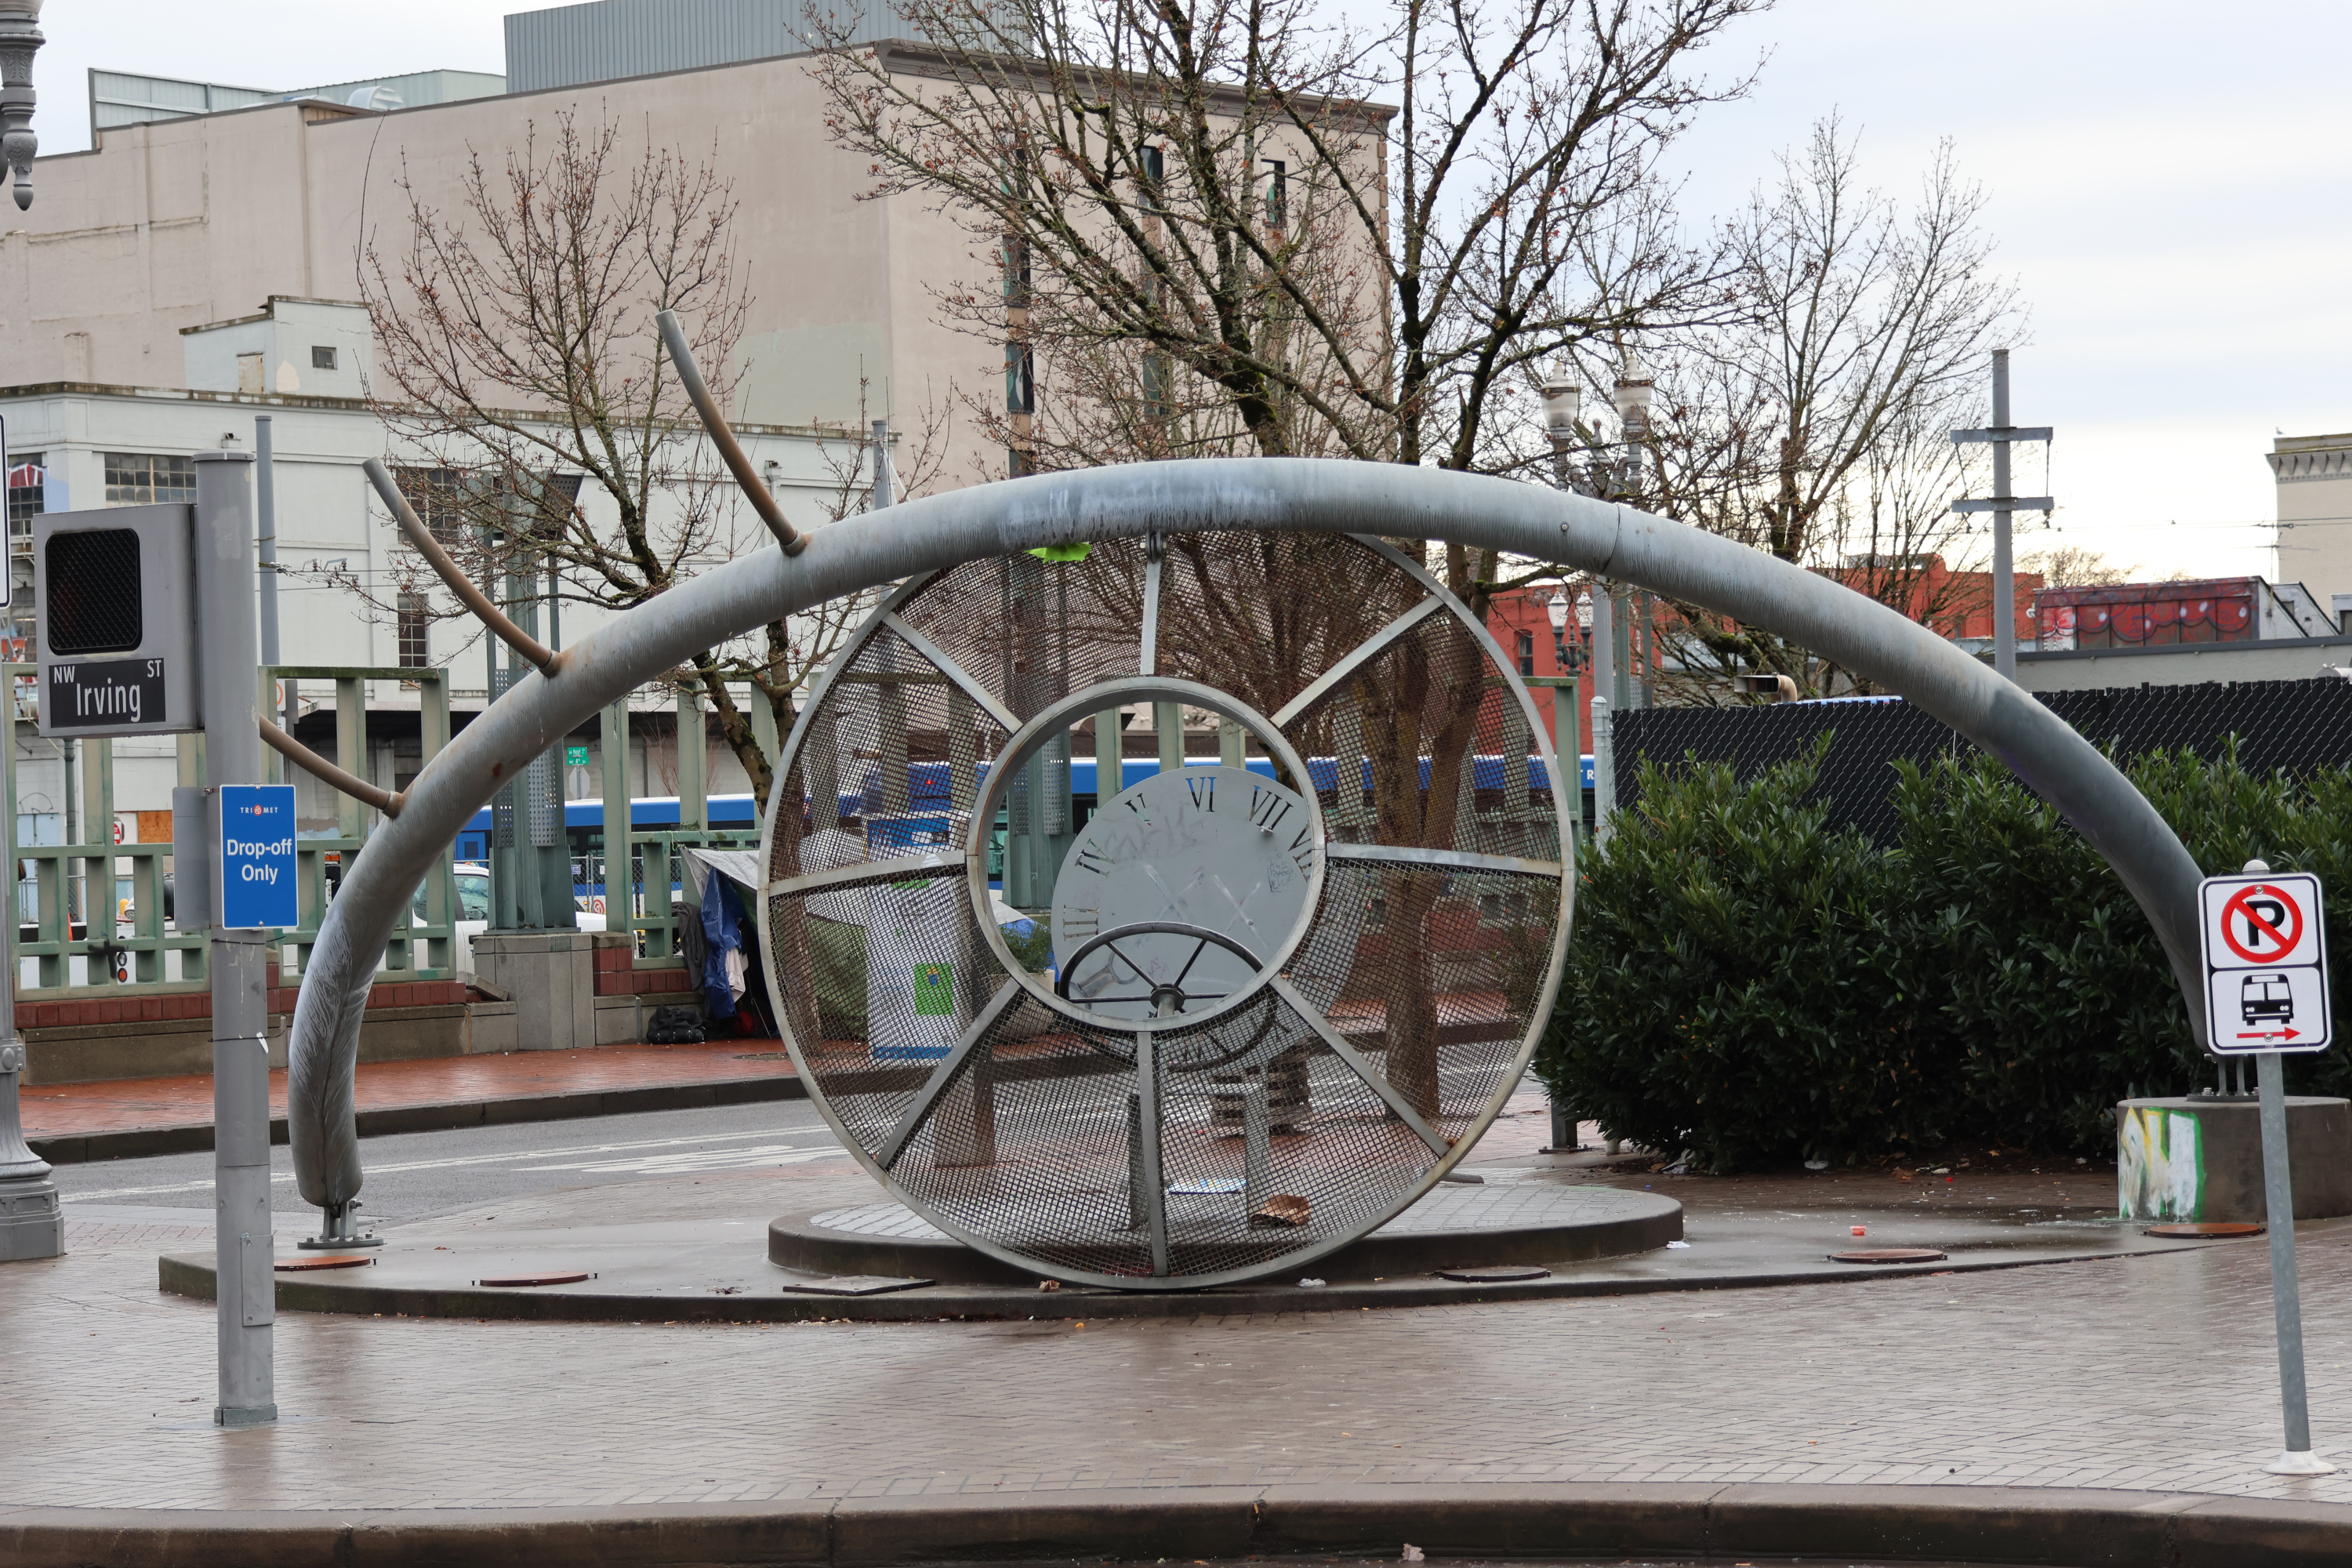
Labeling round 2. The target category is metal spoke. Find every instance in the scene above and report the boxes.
[1171,935,1212,989]
[1140,532,1163,675]
[1270,595,1444,729]
[876,980,1027,1171]
[765,851,960,901]
[878,609,1018,733]
[1134,1030,1170,1276]
[1323,843,1563,880]
[1265,973,1450,1156]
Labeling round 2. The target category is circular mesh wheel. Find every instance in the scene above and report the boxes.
[757,531,1574,1288]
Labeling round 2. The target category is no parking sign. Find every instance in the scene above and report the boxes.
[2199,870,2331,1054]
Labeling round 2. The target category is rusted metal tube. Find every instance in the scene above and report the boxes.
[260,717,401,818]
[361,459,560,674]
[655,308,807,557]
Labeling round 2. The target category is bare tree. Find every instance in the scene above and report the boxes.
[1625,118,2019,696]
[814,0,1756,474]
[347,111,943,801]
[2021,544,2132,588]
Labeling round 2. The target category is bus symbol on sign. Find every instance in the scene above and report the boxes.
[2198,872,2331,1054]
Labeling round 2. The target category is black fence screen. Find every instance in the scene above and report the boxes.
[1613,678,2352,845]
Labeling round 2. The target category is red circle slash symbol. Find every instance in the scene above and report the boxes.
[2222,884,2302,964]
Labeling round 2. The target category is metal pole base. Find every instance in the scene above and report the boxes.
[296,1198,382,1250]
[0,1174,63,1262]
[215,1403,280,1429]
[2264,1450,2339,1476]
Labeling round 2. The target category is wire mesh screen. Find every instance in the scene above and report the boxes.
[760,531,1573,1288]
[1613,678,2352,847]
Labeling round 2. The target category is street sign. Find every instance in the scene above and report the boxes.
[216,784,297,928]
[564,745,590,767]
[2200,870,2330,1054]
[32,503,200,737]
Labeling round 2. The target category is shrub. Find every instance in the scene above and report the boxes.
[1535,739,2352,1170]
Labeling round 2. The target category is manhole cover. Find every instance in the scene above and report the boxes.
[274,1254,374,1272]
[1436,1265,1552,1283]
[1828,1248,1947,1265]
[2145,1221,2265,1237]
[475,1271,593,1287]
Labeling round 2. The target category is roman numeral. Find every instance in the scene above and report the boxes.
[1074,848,1111,875]
[1288,826,1316,874]
[1062,906,1100,937]
[1250,786,1291,832]
[1185,775,1215,811]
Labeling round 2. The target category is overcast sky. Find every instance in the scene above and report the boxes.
[29,0,2347,583]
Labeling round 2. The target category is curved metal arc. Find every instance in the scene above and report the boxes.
[290,457,2209,1253]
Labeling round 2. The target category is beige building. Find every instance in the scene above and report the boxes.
[9,46,982,452]
[2268,432,2352,632]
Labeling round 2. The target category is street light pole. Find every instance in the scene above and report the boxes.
[0,404,59,1262]
[0,0,43,212]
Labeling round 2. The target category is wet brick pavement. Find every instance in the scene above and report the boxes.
[5,1175,2350,1513]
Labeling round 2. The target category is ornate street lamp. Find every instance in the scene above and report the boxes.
[0,0,41,211]
[1545,586,1572,673]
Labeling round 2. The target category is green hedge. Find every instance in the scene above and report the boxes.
[1533,740,2352,1171]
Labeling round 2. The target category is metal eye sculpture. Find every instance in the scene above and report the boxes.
[759,532,1573,1288]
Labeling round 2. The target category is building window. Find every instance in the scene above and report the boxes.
[7,453,44,543]
[103,452,196,506]
[394,466,471,545]
[1003,234,1031,307]
[311,345,338,371]
[1515,629,1534,677]
[1265,159,1287,233]
[237,353,264,394]
[397,591,429,668]
[1006,341,1035,415]
[1138,144,1164,211]
[1141,352,1173,422]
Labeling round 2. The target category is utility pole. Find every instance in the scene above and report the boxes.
[1951,350,2055,681]
[256,416,289,746]
[871,418,893,510]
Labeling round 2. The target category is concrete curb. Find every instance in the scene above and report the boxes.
[159,1232,2223,1323]
[0,1483,2347,1566]
[29,1073,812,1164]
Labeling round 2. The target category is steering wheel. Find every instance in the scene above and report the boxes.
[1056,921,1264,1018]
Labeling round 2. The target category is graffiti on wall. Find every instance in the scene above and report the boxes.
[2118,1105,2204,1220]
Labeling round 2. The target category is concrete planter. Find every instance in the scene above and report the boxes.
[2118,1094,2352,1223]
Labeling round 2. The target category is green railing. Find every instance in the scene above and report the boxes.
[3,662,459,1002]
[272,666,457,983]
[597,689,764,974]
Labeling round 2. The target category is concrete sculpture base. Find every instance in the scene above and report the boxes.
[2118,1094,2352,1224]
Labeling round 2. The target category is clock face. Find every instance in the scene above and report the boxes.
[1050,764,1318,1024]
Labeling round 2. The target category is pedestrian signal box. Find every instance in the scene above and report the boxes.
[33,503,200,738]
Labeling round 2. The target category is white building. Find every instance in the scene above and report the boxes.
[2,296,866,823]
[2269,431,2352,633]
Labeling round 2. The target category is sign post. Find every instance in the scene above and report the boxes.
[191,450,280,1428]
[2199,859,2336,1475]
